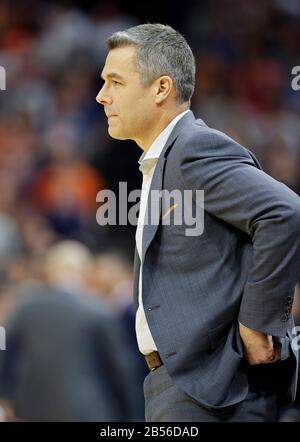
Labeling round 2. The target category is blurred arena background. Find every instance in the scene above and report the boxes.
[0,0,299,422]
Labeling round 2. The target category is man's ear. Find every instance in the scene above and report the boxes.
[154,76,173,104]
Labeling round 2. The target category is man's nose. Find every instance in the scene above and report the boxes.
[96,87,112,106]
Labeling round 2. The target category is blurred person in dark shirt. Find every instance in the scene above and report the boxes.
[0,240,140,421]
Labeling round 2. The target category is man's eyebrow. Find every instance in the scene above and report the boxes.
[100,73,125,81]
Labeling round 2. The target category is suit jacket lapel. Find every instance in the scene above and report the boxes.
[141,110,196,263]
[133,110,196,307]
[132,247,140,311]
[141,156,166,263]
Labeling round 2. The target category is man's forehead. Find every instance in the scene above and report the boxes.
[101,46,140,82]
[103,46,136,70]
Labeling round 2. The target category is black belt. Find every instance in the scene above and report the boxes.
[145,351,163,371]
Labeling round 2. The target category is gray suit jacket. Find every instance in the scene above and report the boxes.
[133,110,300,408]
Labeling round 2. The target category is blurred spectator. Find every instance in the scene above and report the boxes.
[86,250,148,419]
[87,251,133,311]
[0,241,141,421]
[31,123,105,237]
[0,212,21,268]
[0,283,18,325]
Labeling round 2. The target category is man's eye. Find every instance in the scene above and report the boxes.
[112,80,121,85]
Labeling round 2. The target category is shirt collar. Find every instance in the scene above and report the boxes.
[138,109,190,172]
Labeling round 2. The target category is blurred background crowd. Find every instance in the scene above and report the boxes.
[0,0,299,421]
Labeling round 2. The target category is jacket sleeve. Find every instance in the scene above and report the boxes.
[180,128,300,337]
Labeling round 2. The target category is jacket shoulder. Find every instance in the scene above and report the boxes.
[177,120,256,162]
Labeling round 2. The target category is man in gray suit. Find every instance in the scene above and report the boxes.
[96,23,300,421]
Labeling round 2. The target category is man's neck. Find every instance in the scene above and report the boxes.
[136,105,189,152]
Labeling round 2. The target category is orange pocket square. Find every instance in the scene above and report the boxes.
[161,203,178,220]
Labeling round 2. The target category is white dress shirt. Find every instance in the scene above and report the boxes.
[135,110,189,355]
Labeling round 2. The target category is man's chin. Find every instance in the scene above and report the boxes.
[107,127,128,140]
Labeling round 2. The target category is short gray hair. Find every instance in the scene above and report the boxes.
[106,23,195,104]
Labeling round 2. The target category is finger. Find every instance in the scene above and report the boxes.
[264,347,281,364]
[267,353,276,362]
[267,334,274,350]
[245,345,281,364]
[274,347,281,361]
